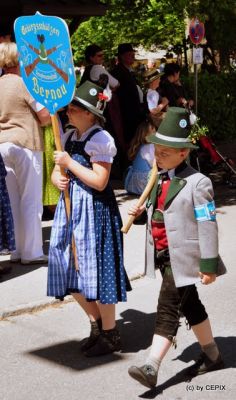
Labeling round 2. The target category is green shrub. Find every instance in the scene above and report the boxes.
[182,72,236,140]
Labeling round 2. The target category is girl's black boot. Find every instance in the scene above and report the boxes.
[81,318,102,352]
[84,327,121,357]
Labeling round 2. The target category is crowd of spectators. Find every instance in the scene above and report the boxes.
[0,35,194,275]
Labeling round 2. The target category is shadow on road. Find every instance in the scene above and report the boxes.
[27,339,124,370]
[118,309,155,352]
[26,309,155,370]
[25,302,235,376]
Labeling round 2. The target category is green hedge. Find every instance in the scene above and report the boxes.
[182,72,236,140]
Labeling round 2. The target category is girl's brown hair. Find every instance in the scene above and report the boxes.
[128,119,155,161]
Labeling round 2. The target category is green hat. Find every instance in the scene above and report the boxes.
[147,107,198,149]
[72,81,108,122]
[143,68,164,85]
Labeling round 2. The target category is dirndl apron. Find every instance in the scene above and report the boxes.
[47,128,131,304]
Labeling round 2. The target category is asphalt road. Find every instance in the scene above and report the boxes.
[0,185,236,399]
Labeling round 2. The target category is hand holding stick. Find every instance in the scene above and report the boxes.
[121,162,158,234]
[51,114,79,270]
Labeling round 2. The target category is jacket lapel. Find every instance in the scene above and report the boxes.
[164,177,186,208]
[149,177,160,208]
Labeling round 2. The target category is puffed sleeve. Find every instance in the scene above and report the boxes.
[85,130,117,163]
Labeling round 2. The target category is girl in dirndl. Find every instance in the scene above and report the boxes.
[47,81,131,357]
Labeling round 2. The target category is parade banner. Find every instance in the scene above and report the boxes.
[14,11,76,115]
[14,12,78,269]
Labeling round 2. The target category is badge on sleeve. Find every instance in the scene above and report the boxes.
[194,201,216,221]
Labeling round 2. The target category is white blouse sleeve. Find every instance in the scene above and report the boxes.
[147,90,160,111]
[85,130,117,163]
[90,65,119,89]
[140,144,155,167]
[29,100,45,112]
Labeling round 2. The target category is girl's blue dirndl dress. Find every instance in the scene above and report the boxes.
[0,154,15,252]
[124,144,151,195]
[47,128,131,304]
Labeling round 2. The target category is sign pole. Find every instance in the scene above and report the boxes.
[194,55,198,116]
[51,113,78,271]
[50,114,70,215]
[189,17,205,117]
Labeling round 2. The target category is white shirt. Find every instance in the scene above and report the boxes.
[90,65,119,89]
[62,124,117,163]
[147,88,160,111]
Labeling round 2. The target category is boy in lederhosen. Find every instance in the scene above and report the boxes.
[128,107,226,389]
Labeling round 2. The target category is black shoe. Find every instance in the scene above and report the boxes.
[188,353,224,376]
[81,319,102,352]
[84,327,121,357]
[128,364,158,389]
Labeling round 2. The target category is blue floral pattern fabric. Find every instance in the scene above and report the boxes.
[47,128,131,304]
[0,154,15,252]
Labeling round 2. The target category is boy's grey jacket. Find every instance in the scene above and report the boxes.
[145,164,227,287]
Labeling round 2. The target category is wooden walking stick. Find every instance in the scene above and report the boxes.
[51,114,79,270]
[121,162,158,234]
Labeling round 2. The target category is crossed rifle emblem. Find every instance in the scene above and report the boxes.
[22,34,69,83]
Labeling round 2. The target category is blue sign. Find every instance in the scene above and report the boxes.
[14,12,76,114]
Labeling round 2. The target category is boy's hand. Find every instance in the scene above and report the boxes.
[54,151,71,168]
[199,272,216,285]
[128,204,145,218]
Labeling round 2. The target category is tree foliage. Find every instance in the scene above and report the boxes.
[71,0,236,69]
[71,0,185,64]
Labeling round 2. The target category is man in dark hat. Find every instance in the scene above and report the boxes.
[111,43,143,150]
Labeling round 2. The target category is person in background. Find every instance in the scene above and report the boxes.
[0,42,51,265]
[79,44,119,90]
[159,63,194,108]
[42,125,60,220]
[48,81,131,357]
[0,27,12,77]
[0,153,15,276]
[127,107,225,389]
[159,57,166,73]
[143,68,169,128]
[111,43,143,146]
[124,119,156,195]
[78,44,125,179]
